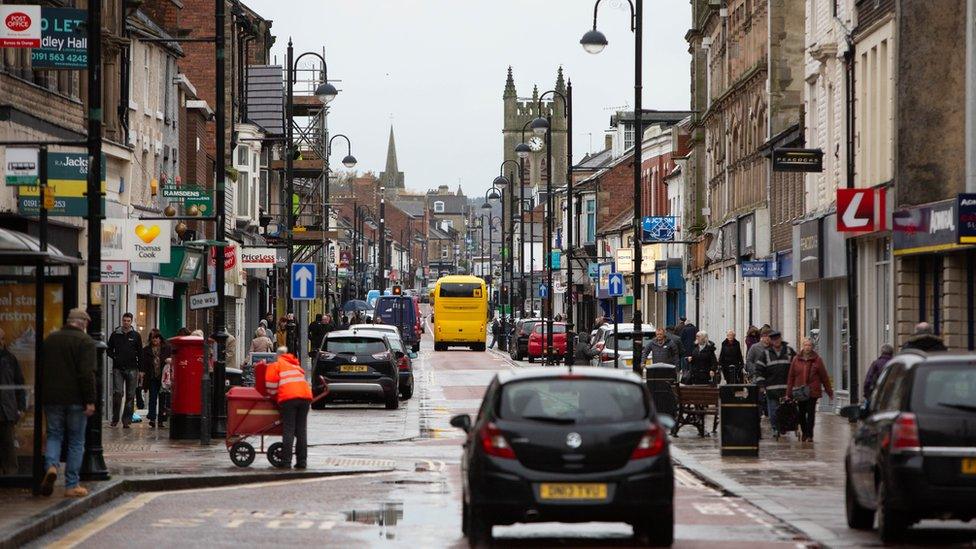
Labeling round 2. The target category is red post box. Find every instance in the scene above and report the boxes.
[168,335,208,440]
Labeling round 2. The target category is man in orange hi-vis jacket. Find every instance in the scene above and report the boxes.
[265,347,313,468]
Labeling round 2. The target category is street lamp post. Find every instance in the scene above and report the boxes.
[494,161,517,349]
[580,0,645,375]
[326,134,356,316]
[378,188,386,292]
[285,39,338,319]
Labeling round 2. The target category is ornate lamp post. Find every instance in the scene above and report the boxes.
[580,0,645,375]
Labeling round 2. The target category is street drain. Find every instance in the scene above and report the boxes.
[380,479,439,485]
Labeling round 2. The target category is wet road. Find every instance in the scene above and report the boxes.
[36,328,816,548]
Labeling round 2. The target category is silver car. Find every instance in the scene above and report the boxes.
[591,323,657,369]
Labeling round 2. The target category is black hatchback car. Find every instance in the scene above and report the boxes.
[451,367,674,546]
[843,351,976,543]
[313,330,400,410]
[509,318,544,361]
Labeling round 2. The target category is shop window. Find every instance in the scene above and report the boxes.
[875,238,892,347]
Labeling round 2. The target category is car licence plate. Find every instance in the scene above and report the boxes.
[538,483,608,501]
[963,458,976,475]
[339,364,368,373]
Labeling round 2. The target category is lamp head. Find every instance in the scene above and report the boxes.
[492,175,509,188]
[481,202,491,210]
[315,82,339,104]
[341,154,357,168]
[580,29,609,54]
[530,117,550,136]
[515,142,531,159]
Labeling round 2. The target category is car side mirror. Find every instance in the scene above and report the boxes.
[394,350,405,359]
[657,414,676,431]
[839,404,863,421]
[450,414,472,433]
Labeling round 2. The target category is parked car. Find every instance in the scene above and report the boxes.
[592,324,657,369]
[451,366,675,546]
[842,350,976,543]
[374,295,422,352]
[349,324,416,400]
[510,318,545,361]
[313,330,400,410]
[527,322,568,362]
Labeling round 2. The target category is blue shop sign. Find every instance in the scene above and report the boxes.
[587,262,599,279]
[741,260,769,278]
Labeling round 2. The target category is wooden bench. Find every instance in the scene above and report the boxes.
[672,385,720,438]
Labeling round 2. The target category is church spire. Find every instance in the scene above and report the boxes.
[380,125,404,189]
[503,66,516,99]
[555,65,566,95]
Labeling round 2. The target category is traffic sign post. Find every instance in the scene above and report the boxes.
[607,272,625,298]
[291,262,317,301]
[538,283,548,299]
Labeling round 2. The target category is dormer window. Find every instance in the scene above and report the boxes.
[433,201,445,213]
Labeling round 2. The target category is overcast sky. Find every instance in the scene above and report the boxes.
[248,0,691,197]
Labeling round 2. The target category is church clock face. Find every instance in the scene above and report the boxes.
[528,136,545,152]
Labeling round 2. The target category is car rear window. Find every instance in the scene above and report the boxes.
[533,324,567,334]
[912,364,976,414]
[325,337,387,355]
[520,321,539,334]
[439,282,482,298]
[498,379,647,424]
[609,332,655,349]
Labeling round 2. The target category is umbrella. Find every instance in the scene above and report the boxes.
[343,299,369,313]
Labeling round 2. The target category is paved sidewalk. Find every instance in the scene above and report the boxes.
[0,409,403,548]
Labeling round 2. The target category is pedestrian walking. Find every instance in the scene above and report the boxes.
[308,314,325,356]
[139,329,172,429]
[339,315,350,330]
[249,327,274,355]
[0,328,26,475]
[274,317,288,349]
[488,317,500,349]
[685,332,718,385]
[265,347,312,469]
[863,344,894,402]
[758,330,796,439]
[786,338,834,442]
[107,312,142,428]
[640,327,680,366]
[40,308,96,497]
[718,331,745,384]
[744,326,760,351]
[745,326,772,382]
[901,322,948,352]
[679,318,698,373]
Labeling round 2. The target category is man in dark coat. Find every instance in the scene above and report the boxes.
[679,318,698,371]
[756,330,796,437]
[718,330,745,384]
[106,312,141,428]
[0,328,25,475]
[641,327,680,366]
[40,308,96,497]
[863,344,894,401]
[901,322,948,352]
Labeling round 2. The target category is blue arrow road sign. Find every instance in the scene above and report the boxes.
[608,272,625,297]
[291,262,317,301]
[538,283,548,299]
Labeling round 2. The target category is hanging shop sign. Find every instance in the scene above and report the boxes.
[893,198,959,256]
[772,148,824,173]
[1,5,41,48]
[4,148,38,186]
[837,188,887,232]
[209,245,237,270]
[241,247,278,269]
[957,194,976,245]
[641,216,677,243]
[615,248,633,273]
[30,8,87,69]
[101,219,172,264]
[100,260,130,284]
[18,153,105,216]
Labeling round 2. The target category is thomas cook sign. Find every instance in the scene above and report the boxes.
[102,219,172,264]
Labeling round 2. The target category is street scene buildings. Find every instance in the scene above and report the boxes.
[1,0,976,547]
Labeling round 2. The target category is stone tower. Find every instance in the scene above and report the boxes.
[502,66,569,194]
[379,125,404,190]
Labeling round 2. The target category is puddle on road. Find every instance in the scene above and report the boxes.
[342,502,404,540]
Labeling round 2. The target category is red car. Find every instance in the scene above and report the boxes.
[526,322,568,362]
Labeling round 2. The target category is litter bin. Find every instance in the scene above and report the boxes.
[169,335,208,440]
[720,384,760,457]
[646,364,678,418]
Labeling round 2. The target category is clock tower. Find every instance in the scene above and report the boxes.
[502,66,569,195]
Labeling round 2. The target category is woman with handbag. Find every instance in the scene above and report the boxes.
[786,338,834,442]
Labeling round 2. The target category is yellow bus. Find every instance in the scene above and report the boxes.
[432,275,488,351]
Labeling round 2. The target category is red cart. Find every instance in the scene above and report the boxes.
[225,361,328,468]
